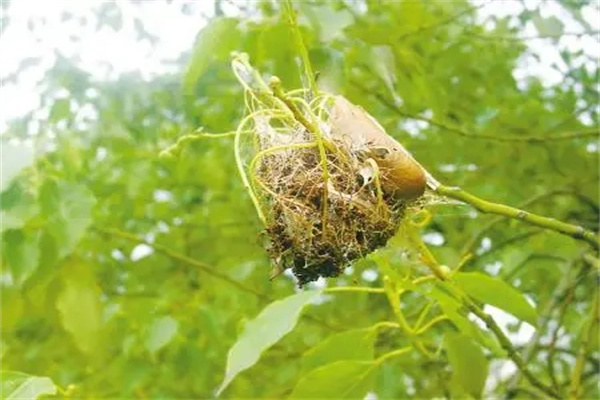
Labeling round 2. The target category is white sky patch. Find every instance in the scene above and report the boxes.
[423,231,445,246]
[308,276,328,290]
[361,268,378,282]
[0,0,210,131]
[130,243,154,261]
[111,248,126,261]
[484,260,502,276]
[477,236,493,254]
[153,189,173,203]
[485,305,536,346]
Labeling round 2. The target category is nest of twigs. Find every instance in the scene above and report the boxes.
[232,55,433,286]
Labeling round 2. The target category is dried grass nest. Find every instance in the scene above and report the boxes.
[232,56,437,286]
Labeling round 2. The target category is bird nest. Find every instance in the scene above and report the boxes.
[232,54,434,286]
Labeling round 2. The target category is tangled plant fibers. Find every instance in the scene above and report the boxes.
[232,55,435,286]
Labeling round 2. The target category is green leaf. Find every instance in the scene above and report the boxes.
[183,17,240,95]
[532,14,564,36]
[56,262,103,355]
[0,189,38,232]
[454,272,538,326]
[444,333,489,399]
[289,360,376,399]
[430,284,504,356]
[49,98,71,123]
[0,371,57,400]
[216,290,322,395]
[298,4,353,42]
[301,328,375,373]
[145,316,179,355]
[1,229,40,287]
[371,45,396,94]
[39,180,96,257]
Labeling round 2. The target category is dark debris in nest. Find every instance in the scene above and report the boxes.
[231,56,431,286]
[259,137,409,286]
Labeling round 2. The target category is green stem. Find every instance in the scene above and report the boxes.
[93,227,339,331]
[383,276,414,334]
[409,228,561,399]
[414,315,449,335]
[465,300,561,399]
[325,286,385,294]
[270,77,331,233]
[413,301,434,330]
[234,116,267,225]
[583,253,600,270]
[94,227,268,299]
[375,346,413,365]
[436,185,600,250]
[371,321,400,331]
[283,0,317,97]
[568,287,599,400]
[159,130,238,159]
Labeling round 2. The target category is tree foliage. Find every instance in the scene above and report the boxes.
[1,1,599,399]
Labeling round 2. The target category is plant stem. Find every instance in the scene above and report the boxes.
[159,130,238,159]
[270,77,331,233]
[383,276,414,334]
[94,227,268,299]
[436,185,600,250]
[352,77,599,143]
[409,228,561,398]
[93,227,339,331]
[375,346,413,365]
[414,315,449,335]
[325,286,385,294]
[505,261,584,398]
[371,321,401,331]
[283,0,317,97]
[465,299,561,399]
[568,287,599,400]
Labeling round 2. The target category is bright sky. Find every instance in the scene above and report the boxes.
[1,0,598,131]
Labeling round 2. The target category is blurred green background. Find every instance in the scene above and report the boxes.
[0,0,598,399]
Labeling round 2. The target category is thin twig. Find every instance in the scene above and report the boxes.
[92,227,338,331]
[568,287,599,400]
[461,187,599,257]
[396,2,488,41]
[465,300,561,399]
[351,79,599,143]
[269,78,332,234]
[504,262,585,398]
[94,227,268,298]
[436,185,600,250]
[464,29,600,41]
[325,286,385,294]
[407,225,565,399]
[283,0,317,97]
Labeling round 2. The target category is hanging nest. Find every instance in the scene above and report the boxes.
[231,54,438,286]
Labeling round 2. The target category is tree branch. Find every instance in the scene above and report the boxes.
[465,300,561,399]
[351,79,599,143]
[461,186,599,258]
[283,0,317,97]
[94,227,268,299]
[92,227,339,331]
[568,287,599,400]
[436,185,600,250]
